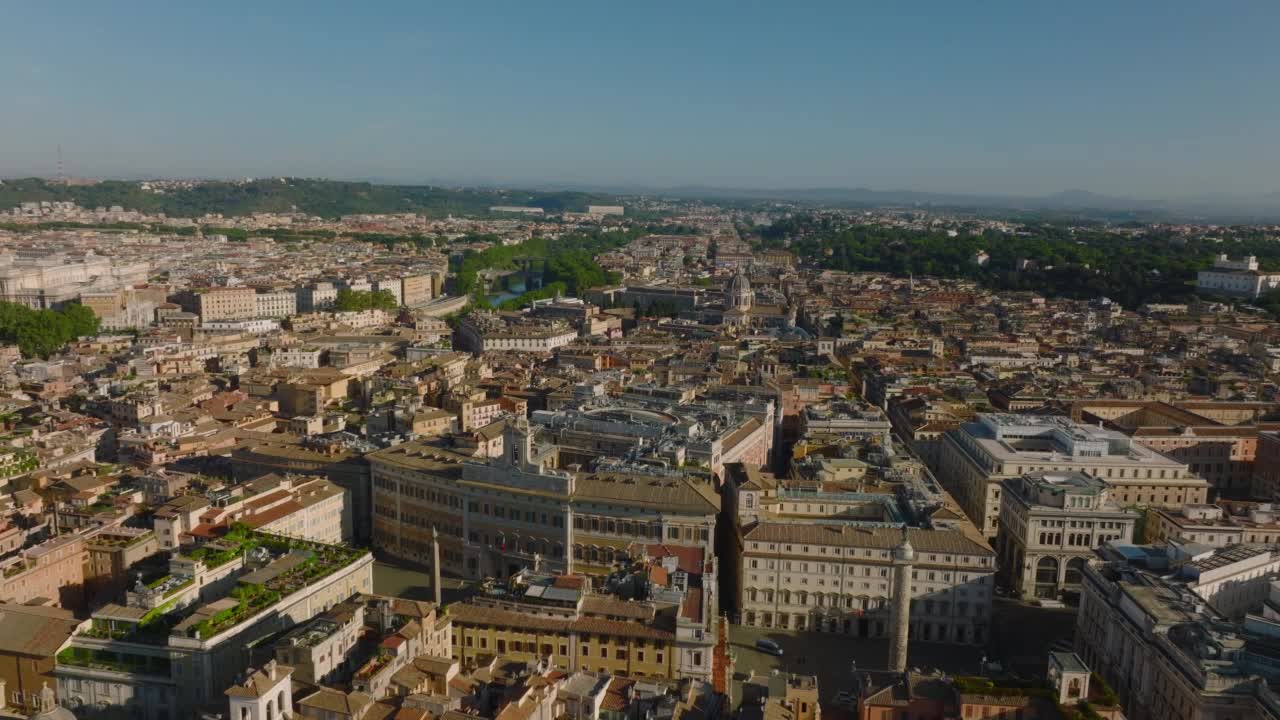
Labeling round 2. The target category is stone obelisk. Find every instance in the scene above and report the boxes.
[887,526,914,672]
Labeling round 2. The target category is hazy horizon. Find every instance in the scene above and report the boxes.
[3,1,1279,199]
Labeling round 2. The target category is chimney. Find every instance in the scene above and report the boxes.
[265,660,277,680]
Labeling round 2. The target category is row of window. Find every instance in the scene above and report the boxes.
[376,474,712,546]
[744,589,986,615]
[1036,531,1122,547]
[747,542,991,566]
[455,632,668,665]
[748,557,984,583]
[743,610,986,643]
[1010,463,1183,480]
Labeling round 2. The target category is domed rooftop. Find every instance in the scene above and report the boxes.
[727,269,753,309]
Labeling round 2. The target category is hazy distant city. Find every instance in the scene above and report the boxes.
[4,2,1280,720]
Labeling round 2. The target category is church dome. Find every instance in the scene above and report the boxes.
[727,269,753,309]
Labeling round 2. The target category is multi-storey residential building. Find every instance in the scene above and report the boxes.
[1253,431,1280,501]
[1073,399,1273,497]
[135,471,193,505]
[371,278,402,306]
[938,414,1207,538]
[1196,254,1280,299]
[0,533,87,610]
[801,401,893,444]
[1147,504,1246,547]
[996,471,1137,600]
[1076,554,1280,720]
[447,571,711,681]
[272,594,450,690]
[532,399,775,480]
[254,290,297,318]
[454,312,578,353]
[200,318,281,334]
[152,495,210,551]
[400,273,435,307]
[367,421,719,581]
[54,534,373,720]
[0,603,81,716]
[272,347,324,369]
[86,527,160,605]
[735,523,995,645]
[245,475,350,544]
[178,287,258,322]
[348,596,453,699]
[230,434,372,544]
[297,282,338,312]
[170,474,351,546]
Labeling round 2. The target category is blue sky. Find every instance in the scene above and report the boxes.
[2,1,1278,197]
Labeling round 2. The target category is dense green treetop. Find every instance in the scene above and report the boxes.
[333,289,398,312]
[0,301,100,358]
[451,228,633,297]
[763,214,1280,308]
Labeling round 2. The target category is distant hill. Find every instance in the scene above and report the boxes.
[0,178,616,219]
[651,184,1280,222]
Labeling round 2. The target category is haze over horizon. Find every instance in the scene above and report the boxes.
[2,0,1278,200]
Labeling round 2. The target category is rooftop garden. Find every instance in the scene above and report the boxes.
[953,674,1121,720]
[952,677,1052,700]
[182,530,365,640]
[354,649,395,681]
[57,647,171,677]
[78,590,189,645]
[1087,673,1120,707]
[142,575,194,599]
[0,449,36,478]
[192,583,283,639]
[181,522,264,568]
[93,531,154,549]
[69,527,365,645]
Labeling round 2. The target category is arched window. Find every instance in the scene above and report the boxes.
[1065,557,1087,587]
[1035,556,1060,599]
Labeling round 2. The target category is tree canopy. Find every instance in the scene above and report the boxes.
[333,289,398,312]
[451,228,632,297]
[0,301,100,358]
[763,214,1280,308]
